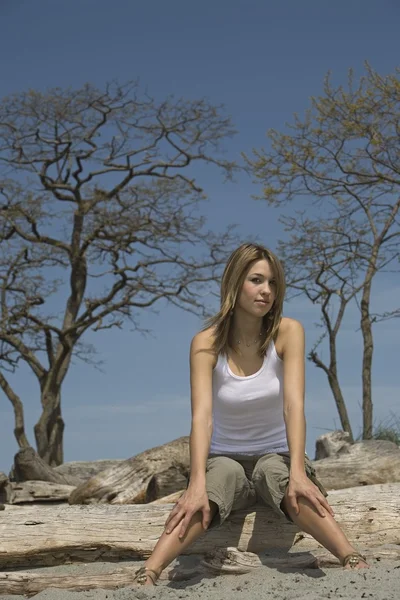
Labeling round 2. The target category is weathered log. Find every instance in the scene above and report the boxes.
[201,544,400,573]
[313,438,400,490]
[315,430,352,460]
[68,433,400,507]
[68,436,190,504]
[1,545,399,597]
[13,448,83,486]
[54,459,126,480]
[0,483,398,569]
[6,481,76,504]
[150,489,184,504]
[0,568,144,597]
[0,563,201,597]
[145,464,188,502]
[0,472,8,505]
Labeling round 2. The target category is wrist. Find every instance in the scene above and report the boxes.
[188,474,206,488]
[289,462,306,477]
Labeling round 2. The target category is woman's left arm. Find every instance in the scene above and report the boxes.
[282,319,333,517]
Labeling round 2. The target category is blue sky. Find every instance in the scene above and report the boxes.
[0,0,399,473]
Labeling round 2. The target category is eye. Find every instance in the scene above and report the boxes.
[251,277,261,283]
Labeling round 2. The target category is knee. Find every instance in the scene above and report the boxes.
[252,462,273,486]
[220,457,244,479]
[208,456,244,484]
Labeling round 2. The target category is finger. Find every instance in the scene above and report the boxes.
[308,495,326,517]
[288,494,299,515]
[164,505,179,528]
[178,514,192,539]
[202,510,211,530]
[165,511,185,534]
[319,495,334,516]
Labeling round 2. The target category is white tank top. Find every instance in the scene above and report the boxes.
[209,342,289,455]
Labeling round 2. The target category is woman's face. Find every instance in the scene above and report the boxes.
[236,259,277,317]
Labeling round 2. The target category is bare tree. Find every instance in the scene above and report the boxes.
[0,82,238,465]
[247,64,400,439]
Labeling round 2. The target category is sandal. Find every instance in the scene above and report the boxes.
[133,566,160,585]
[342,552,367,569]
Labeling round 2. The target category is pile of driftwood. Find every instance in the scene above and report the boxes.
[0,431,400,596]
[2,431,400,506]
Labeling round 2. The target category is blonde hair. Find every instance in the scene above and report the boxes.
[205,243,286,356]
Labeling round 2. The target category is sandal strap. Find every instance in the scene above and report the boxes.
[342,553,366,568]
[134,566,159,585]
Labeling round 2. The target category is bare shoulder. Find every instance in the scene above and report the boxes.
[276,317,305,358]
[279,317,304,336]
[191,327,218,367]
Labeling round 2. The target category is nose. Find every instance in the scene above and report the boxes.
[262,283,272,297]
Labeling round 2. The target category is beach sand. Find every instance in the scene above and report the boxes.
[0,555,398,600]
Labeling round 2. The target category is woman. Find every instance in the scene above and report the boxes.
[134,243,368,585]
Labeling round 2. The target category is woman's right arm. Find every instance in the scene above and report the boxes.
[188,330,215,488]
[164,329,215,538]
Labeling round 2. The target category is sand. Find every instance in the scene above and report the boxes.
[0,556,398,600]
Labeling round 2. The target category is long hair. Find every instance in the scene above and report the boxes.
[205,243,286,356]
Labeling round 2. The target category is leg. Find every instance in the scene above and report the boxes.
[138,456,255,585]
[253,453,368,570]
[282,494,368,569]
[140,501,219,585]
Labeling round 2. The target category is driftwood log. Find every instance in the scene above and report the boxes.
[54,459,126,480]
[315,430,353,459]
[313,434,400,490]
[13,448,83,487]
[0,483,398,569]
[68,436,190,504]
[145,464,188,502]
[0,472,8,505]
[150,489,184,504]
[68,433,400,504]
[5,481,76,504]
[9,432,400,508]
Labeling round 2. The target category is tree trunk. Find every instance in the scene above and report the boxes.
[0,483,398,569]
[0,370,31,450]
[309,349,354,442]
[360,275,374,439]
[326,371,354,442]
[34,392,64,466]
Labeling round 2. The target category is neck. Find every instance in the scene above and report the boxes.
[231,311,263,345]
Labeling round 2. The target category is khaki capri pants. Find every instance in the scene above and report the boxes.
[204,452,327,527]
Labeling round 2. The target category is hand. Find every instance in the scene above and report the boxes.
[287,473,334,518]
[164,484,211,539]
